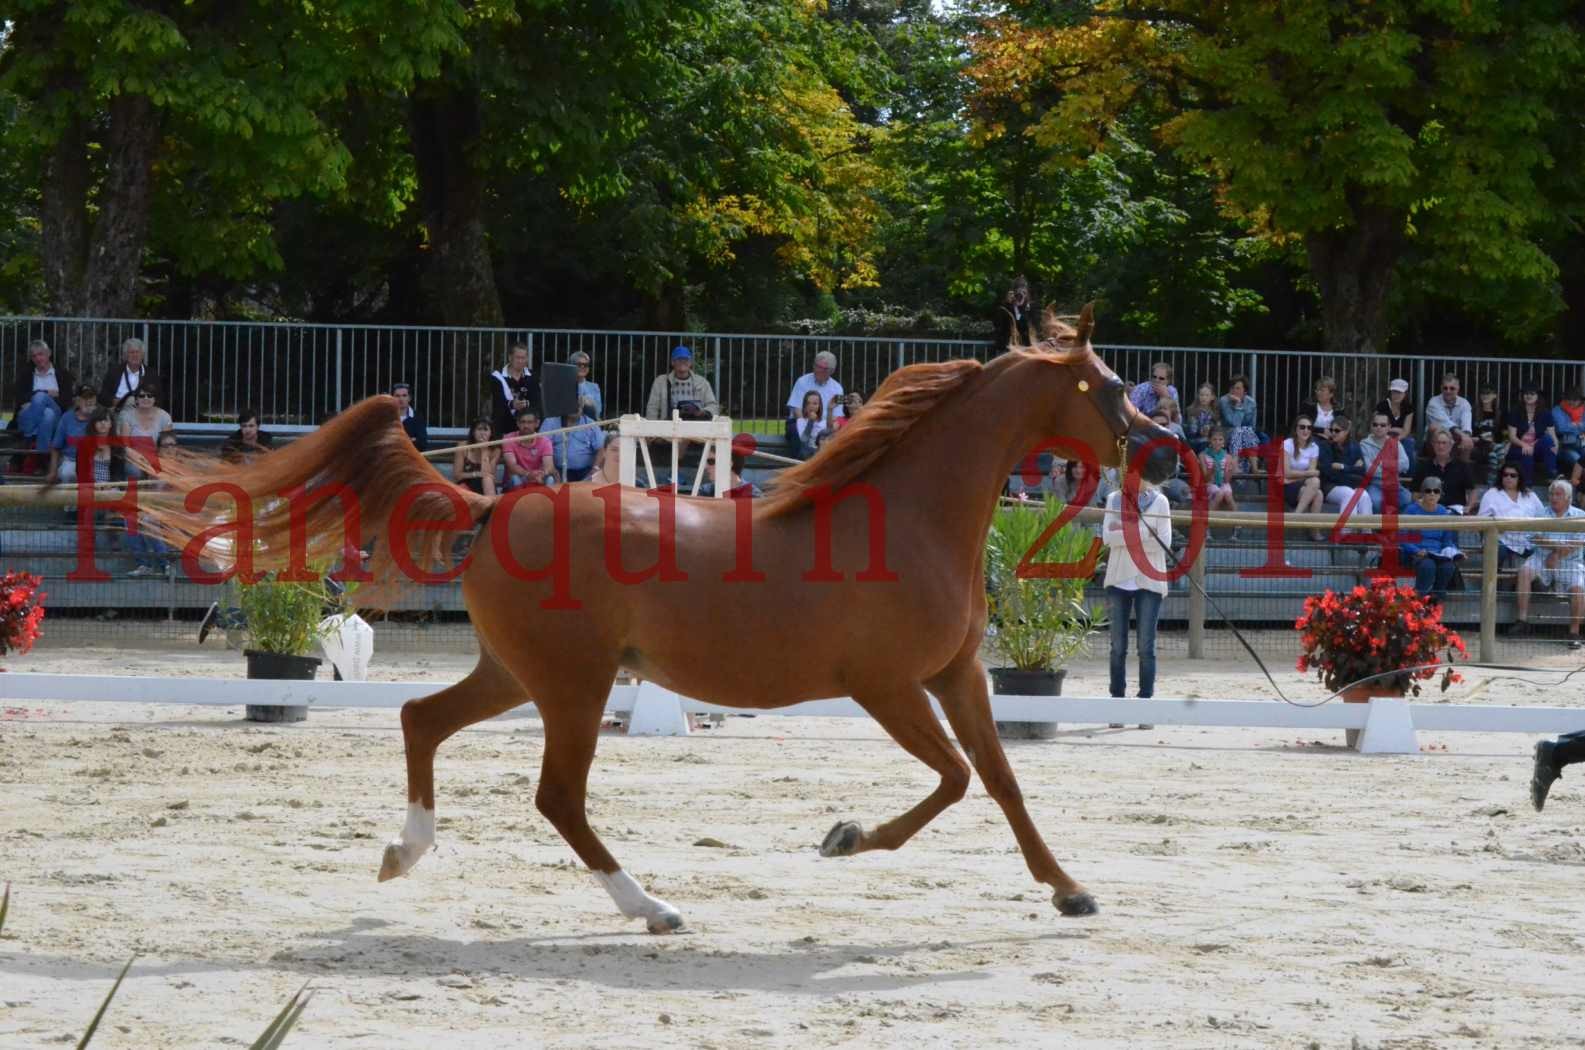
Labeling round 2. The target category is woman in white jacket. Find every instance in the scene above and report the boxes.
[1102,481,1173,726]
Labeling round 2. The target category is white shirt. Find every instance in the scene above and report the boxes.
[1101,487,1172,594]
[1311,405,1335,431]
[1282,438,1319,476]
[1537,505,1585,565]
[1425,394,1472,436]
[786,372,844,417]
[1477,487,1546,553]
[32,367,59,396]
[114,367,146,403]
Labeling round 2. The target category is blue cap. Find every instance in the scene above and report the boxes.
[671,345,693,360]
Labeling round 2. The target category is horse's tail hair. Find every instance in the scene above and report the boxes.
[138,395,496,606]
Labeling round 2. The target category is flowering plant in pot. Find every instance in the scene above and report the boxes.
[0,571,46,669]
[1296,582,1466,745]
[983,499,1107,738]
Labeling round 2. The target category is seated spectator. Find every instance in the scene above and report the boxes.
[727,434,762,499]
[1425,372,1474,459]
[1503,382,1558,487]
[1299,376,1341,435]
[490,343,541,437]
[1182,383,1218,454]
[834,391,863,429]
[1359,411,1413,514]
[219,407,274,465]
[1053,458,1110,513]
[1318,415,1372,518]
[1477,464,1545,571]
[1148,407,1192,508]
[1281,416,1324,515]
[786,350,843,425]
[645,345,718,421]
[116,383,173,479]
[570,351,603,419]
[1199,427,1239,514]
[1510,479,1585,645]
[1400,477,1463,606]
[391,382,429,452]
[1552,388,1583,487]
[588,440,622,487]
[1216,374,1261,469]
[12,338,74,470]
[786,391,828,460]
[543,408,605,482]
[98,336,160,419]
[82,408,121,484]
[1129,362,1179,416]
[503,409,554,489]
[1375,378,1417,462]
[452,418,501,496]
[44,383,100,485]
[1412,427,1476,513]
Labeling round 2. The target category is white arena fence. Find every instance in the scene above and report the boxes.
[3,674,1581,756]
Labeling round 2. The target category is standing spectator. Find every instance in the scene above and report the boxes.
[1299,376,1341,436]
[1509,479,1585,642]
[391,382,429,452]
[1282,416,1324,514]
[1502,382,1557,487]
[1128,363,1179,417]
[644,345,719,421]
[1477,464,1545,571]
[1375,378,1417,463]
[785,350,844,426]
[452,418,500,496]
[12,338,74,470]
[1318,415,1372,518]
[97,337,158,418]
[1360,412,1413,514]
[1552,388,1583,487]
[1183,383,1219,454]
[992,278,1032,350]
[115,383,172,480]
[1216,375,1261,470]
[45,384,100,485]
[1412,427,1477,513]
[786,391,828,461]
[490,343,540,438]
[1400,477,1463,606]
[543,409,605,482]
[503,409,554,489]
[1425,373,1474,458]
[570,351,603,419]
[219,407,275,465]
[1199,427,1239,515]
[1102,481,1171,725]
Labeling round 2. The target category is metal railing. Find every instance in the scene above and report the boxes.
[7,317,1581,438]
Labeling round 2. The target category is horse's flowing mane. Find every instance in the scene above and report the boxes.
[761,309,1090,518]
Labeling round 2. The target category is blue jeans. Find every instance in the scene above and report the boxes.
[1412,555,1457,605]
[1367,483,1412,514]
[18,391,61,452]
[1107,586,1163,699]
[123,529,173,571]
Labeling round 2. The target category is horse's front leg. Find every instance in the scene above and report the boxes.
[818,682,971,857]
[926,654,1098,917]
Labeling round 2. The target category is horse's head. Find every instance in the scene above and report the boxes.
[1036,304,1180,485]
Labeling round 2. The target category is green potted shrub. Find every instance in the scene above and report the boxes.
[236,570,346,722]
[984,498,1108,739]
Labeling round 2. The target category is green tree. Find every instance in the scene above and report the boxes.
[971,1,1585,353]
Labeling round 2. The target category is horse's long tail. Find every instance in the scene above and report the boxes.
[139,395,496,604]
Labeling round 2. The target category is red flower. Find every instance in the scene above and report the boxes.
[1293,584,1465,698]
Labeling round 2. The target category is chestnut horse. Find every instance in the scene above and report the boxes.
[139,306,1176,933]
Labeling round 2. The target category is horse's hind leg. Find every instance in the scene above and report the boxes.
[530,678,684,934]
[378,646,525,881]
[926,654,1098,917]
[820,682,971,858]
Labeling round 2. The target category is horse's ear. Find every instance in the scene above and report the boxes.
[1075,302,1095,346]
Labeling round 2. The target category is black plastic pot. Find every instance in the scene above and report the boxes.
[990,667,1066,741]
[244,649,320,723]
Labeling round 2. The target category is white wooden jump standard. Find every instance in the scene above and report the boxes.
[617,412,732,497]
[4,674,1581,755]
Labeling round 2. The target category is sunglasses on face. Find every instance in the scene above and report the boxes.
[1501,472,1519,479]
[1152,375,1169,382]
[1296,424,1312,431]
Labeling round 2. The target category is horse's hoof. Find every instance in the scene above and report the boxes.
[819,820,863,858]
[646,910,684,935]
[1054,890,1099,917]
[378,843,416,882]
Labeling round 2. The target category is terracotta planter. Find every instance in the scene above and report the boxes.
[1340,682,1406,749]
[991,667,1066,741]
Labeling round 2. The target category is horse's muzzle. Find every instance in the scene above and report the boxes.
[1127,420,1181,484]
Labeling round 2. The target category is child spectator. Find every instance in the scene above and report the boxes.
[1183,383,1218,454]
[1199,427,1239,515]
[786,390,827,460]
